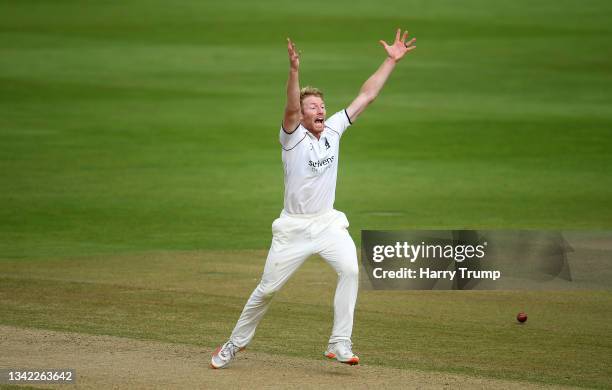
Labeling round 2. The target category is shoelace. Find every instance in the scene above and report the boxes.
[334,340,354,356]
[220,341,239,360]
[341,340,353,353]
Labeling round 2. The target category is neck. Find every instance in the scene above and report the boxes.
[305,128,322,140]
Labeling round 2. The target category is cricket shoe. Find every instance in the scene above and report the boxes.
[210,340,243,369]
[324,340,359,365]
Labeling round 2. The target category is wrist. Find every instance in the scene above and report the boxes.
[385,56,398,65]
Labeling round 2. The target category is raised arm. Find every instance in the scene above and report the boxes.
[283,38,301,133]
[346,29,416,123]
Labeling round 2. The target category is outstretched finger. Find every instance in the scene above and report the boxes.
[290,42,299,56]
[395,28,401,42]
[405,37,416,47]
[379,39,389,49]
[401,30,409,43]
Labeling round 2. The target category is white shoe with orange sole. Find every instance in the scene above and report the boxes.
[210,340,244,369]
[324,340,359,365]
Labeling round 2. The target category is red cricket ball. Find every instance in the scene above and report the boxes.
[517,312,528,323]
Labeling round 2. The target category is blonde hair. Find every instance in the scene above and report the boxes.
[300,86,324,105]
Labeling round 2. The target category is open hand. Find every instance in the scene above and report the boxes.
[379,28,416,62]
[287,38,300,71]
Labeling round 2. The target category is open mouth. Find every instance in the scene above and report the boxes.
[315,118,324,125]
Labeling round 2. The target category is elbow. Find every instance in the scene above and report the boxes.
[362,92,377,104]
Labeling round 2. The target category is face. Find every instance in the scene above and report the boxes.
[301,95,326,134]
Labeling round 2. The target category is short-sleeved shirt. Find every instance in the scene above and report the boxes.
[279,109,352,215]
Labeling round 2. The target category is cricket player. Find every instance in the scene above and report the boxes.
[211,29,416,368]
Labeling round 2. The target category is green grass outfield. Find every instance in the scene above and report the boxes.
[1,0,611,388]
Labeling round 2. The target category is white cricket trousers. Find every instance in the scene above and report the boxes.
[230,208,359,347]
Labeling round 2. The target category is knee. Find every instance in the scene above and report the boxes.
[256,283,278,300]
[339,262,359,280]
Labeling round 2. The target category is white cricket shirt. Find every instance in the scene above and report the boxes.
[279,109,352,215]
